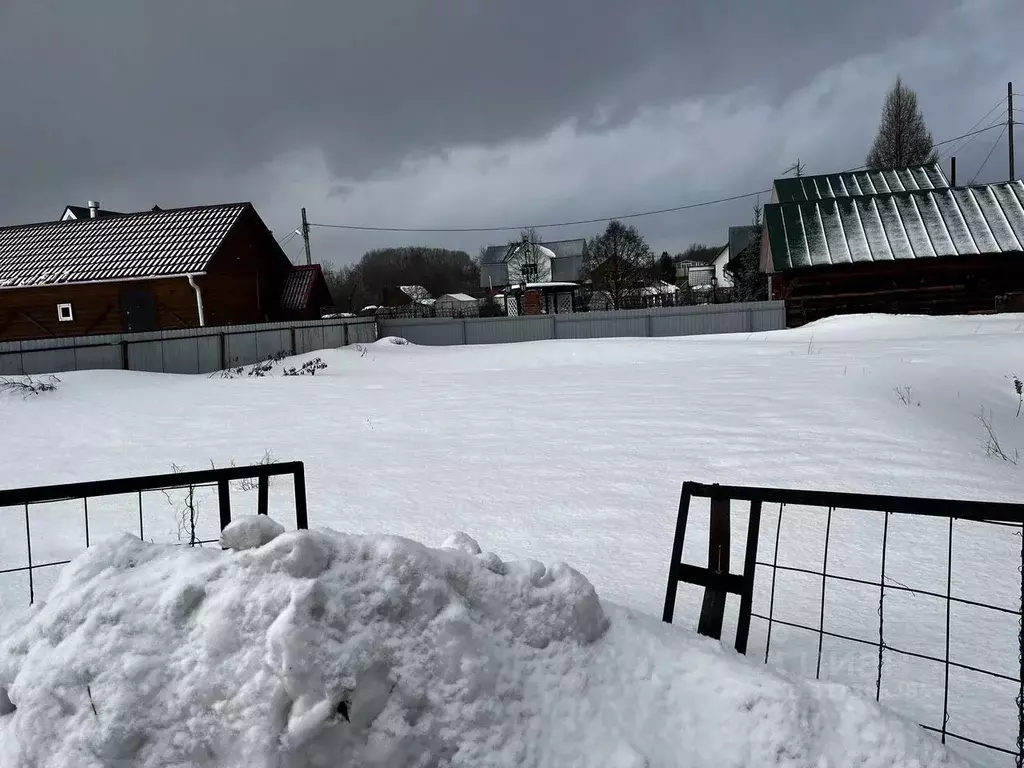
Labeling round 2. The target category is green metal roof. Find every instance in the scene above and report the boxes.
[764,181,1024,272]
[771,163,949,204]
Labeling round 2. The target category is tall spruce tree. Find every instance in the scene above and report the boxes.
[866,77,938,170]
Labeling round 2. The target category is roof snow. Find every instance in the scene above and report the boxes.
[0,203,252,289]
[771,163,950,204]
[763,181,1024,272]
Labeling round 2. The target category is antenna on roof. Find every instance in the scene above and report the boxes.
[782,159,805,177]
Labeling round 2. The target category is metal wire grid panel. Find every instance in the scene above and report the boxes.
[0,462,309,607]
[662,482,1024,766]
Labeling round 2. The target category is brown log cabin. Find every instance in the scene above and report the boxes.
[0,202,333,342]
[760,164,1024,326]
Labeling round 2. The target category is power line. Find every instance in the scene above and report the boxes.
[939,115,1006,161]
[969,125,1008,184]
[940,96,1007,157]
[934,122,1004,149]
[306,120,1012,236]
[308,189,771,233]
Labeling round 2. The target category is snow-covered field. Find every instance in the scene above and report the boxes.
[2,313,1024,765]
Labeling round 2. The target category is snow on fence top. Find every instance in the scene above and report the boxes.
[0,523,968,767]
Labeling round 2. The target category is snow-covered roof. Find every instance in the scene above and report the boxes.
[771,163,949,204]
[399,285,432,301]
[763,181,1024,273]
[0,203,252,289]
[507,281,578,291]
[438,293,477,303]
[480,238,586,265]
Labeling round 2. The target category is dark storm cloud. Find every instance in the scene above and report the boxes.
[2,1,936,194]
[0,0,1017,264]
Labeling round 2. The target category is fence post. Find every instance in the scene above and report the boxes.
[646,312,653,337]
[293,463,309,529]
[219,332,226,370]
[217,479,232,530]
[257,474,269,516]
[662,485,692,623]
[120,341,129,370]
[460,319,467,345]
[343,322,349,348]
[697,493,731,639]
[734,500,762,654]
[290,327,297,356]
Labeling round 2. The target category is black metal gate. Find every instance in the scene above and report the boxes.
[662,481,1024,765]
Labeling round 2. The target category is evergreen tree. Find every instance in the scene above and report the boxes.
[657,252,676,284]
[866,77,938,170]
[727,205,768,303]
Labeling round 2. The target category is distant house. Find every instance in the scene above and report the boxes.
[280,264,334,321]
[479,238,587,315]
[0,201,317,341]
[589,281,679,311]
[677,245,734,290]
[378,285,435,317]
[760,164,1024,325]
[435,293,479,317]
[60,201,126,221]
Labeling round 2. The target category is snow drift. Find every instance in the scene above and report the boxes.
[0,518,968,767]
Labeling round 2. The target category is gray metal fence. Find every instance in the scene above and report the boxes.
[0,318,377,377]
[378,301,786,346]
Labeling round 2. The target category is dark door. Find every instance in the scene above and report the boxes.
[121,288,158,333]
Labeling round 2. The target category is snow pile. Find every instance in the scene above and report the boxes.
[0,520,968,767]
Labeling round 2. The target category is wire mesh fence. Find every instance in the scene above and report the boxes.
[662,482,1024,767]
[0,462,308,613]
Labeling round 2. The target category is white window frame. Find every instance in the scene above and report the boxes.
[57,303,74,322]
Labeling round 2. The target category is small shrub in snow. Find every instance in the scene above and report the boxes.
[0,375,60,397]
[978,407,1019,465]
[235,449,279,492]
[283,357,328,377]
[893,385,919,407]
[163,462,202,545]
[389,337,409,346]
[1011,374,1023,417]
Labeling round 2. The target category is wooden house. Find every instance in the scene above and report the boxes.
[0,202,327,341]
[758,165,1024,325]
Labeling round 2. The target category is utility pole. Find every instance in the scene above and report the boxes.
[1009,82,1015,180]
[300,207,312,266]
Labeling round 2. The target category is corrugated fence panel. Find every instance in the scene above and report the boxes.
[225,333,259,368]
[0,351,24,375]
[464,316,554,345]
[196,336,222,374]
[22,348,76,376]
[348,322,377,344]
[0,318,375,377]
[556,312,649,339]
[322,323,347,348]
[381,319,466,346]
[160,337,202,374]
[127,341,165,373]
[74,344,122,372]
[255,329,292,361]
[297,326,326,355]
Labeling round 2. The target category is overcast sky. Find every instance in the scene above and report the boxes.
[0,0,1020,265]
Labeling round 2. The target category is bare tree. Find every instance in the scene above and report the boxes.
[583,220,654,310]
[866,77,938,170]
